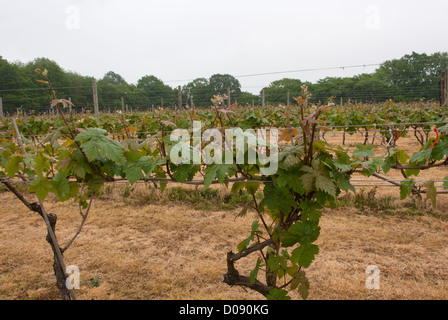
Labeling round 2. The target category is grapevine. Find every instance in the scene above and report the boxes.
[1,70,447,300]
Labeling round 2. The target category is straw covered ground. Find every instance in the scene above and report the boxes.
[0,131,447,300]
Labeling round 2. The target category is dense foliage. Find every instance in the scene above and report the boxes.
[1,51,447,114]
[2,72,448,300]
[1,100,446,145]
[262,52,448,105]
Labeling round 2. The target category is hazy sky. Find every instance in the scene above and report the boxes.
[1,0,447,94]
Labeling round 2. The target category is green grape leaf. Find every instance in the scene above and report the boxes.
[249,258,262,285]
[291,242,319,268]
[237,236,252,252]
[332,170,355,193]
[75,128,124,164]
[68,160,87,179]
[278,145,305,169]
[124,150,141,162]
[123,156,156,184]
[231,181,260,196]
[203,163,231,189]
[353,144,375,159]
[301,160,336,197]
[281,220,320,248]
[266,288,291,300]
[444,176,448,190]
[299,200,323,222]
[396,149,410,165]
[260,183,296,214]
[267,253,288,278]
[154,166,167,192]
[29,176,53,201]
[52,170,71,201]
[361,157,383,177]
[290,270,310,300]
[33,153,50,176]
[409,148,432,166]
[123,162,145,184]
[382,155,395,174]
[430,138,448,161]
[276,168,305,194]
[423,180,437,209]
[400,178,415,200]
[5,156,22,178]
[333,157,352,171]
[237,221,261,252]
[171,164,199,183]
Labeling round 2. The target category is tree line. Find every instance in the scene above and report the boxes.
[262,52,448,106]
[0,51,447,113]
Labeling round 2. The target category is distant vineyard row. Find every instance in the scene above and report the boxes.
[1,101,447,140]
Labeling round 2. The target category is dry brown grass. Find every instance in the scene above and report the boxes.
[0,182,447,300]
[1,131,448,300]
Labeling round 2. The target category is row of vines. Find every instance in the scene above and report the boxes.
[1,99,446,143]
[1,71,448,300]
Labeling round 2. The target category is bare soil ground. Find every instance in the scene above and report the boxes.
[0,131,447,300]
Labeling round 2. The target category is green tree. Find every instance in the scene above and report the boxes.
[209,74,241,102]
[375,51,448,101]
[262,78,305,105]
[98,72,129,110]
[237,91,260,106]
[310,77,355,104]
[352,73,389,103]
[101,71,128,86]
[22,58,72,112]
[121,84,150,109]
[0,56,32,113]
[182,78,213,107]
[24,57,71,91]
[66,71,95,110]
[137,75,176,107]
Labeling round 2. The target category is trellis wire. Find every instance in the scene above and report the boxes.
[1,178,447,189]
[1,120,447,139]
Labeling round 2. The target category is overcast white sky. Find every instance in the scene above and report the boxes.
[1,0,447,94]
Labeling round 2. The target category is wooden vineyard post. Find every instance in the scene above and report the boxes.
[440,71,447,106]
[178,86,182,110]
[93,80,99,115]
[0,97,3,118]
[445,67,448,105]
[262,89,265,108]
[68,97,72,114]
[287,91,290,108]
[227,87,231,108]
[121,97,125,113]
